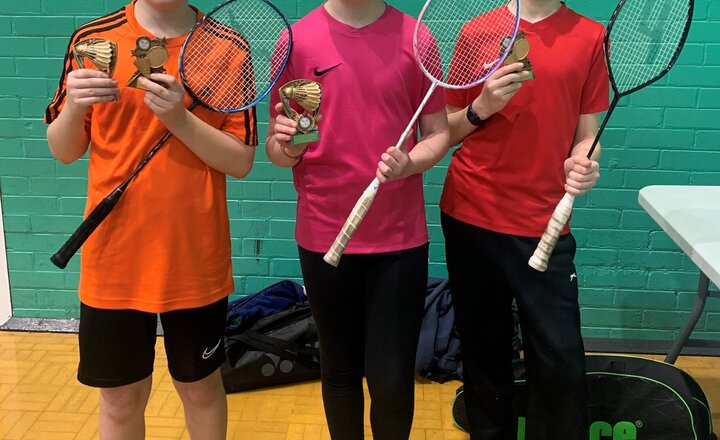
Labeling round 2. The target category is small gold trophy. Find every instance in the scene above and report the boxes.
[280,79,322,144]
[73,38,118,76]
[502,31,534,81]
[127,36,170,90]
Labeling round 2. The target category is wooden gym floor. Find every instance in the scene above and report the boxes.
[0,331,718,439]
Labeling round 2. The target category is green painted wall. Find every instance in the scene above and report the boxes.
[1,1,719,341]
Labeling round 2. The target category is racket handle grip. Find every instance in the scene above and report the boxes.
[323,180,380,267]
[528,192,576,272]
[50,188,124,269]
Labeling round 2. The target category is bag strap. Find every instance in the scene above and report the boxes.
[235,332,319,369]
[243,330,318,357]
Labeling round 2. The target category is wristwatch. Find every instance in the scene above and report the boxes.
[466,105,488,127]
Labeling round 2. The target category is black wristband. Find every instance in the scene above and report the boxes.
[466,105,488,127]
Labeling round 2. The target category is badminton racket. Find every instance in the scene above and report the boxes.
[529,0,694,272]
[323,0,521,267]
[51,0,292,269]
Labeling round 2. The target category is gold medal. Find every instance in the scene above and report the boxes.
[502,31,534,81]
[128,37,170,90]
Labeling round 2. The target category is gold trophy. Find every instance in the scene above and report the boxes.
[127,36,170,90]
[502,31,534,81]
[280,79,322,144]
[73,38,118,76]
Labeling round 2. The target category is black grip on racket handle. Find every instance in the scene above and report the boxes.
[50,188,124,269]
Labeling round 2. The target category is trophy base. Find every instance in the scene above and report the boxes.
[515,69,534,82]
[291,131,319,145]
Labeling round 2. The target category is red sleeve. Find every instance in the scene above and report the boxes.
[580,26,610,114]
[444,24,476,110]
[446,87,471,110]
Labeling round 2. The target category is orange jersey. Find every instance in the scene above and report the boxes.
[45,2,258,313]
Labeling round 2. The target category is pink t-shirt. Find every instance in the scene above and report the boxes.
[270,5,446,253]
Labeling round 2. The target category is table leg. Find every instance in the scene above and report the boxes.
[664,273,710,364]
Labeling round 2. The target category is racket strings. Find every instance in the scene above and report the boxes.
[416,1,518,87]
[182,1,290,111]
[609,0,689,93]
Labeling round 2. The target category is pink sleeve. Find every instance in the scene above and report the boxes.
[413,23,445,115]
[421,73,447,115]
[269,33,294,119]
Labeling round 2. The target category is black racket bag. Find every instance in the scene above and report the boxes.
[453,355,717,439]
[221,302,320,393]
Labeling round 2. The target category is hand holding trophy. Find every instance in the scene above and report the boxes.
[71,38,119,104]
[502,31,534,81]
[280,79,322,144]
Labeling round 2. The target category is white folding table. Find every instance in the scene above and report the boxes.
[638,185,720,363]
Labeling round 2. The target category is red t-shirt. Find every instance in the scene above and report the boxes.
[441,4,609,237]
[270,5,446,253]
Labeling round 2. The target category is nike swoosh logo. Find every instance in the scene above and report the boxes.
[314,63,342,77]
[201,338,222,360]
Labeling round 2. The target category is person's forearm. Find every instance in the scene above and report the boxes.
[265,134,307,168]
[46,106,90,164]
[448,107,476,147]
[403,130,451,178]
[264,116,310,168]
[571,113,602,161]
[167,110,256,179]
[447,103,492,147]
[571,138,601,161]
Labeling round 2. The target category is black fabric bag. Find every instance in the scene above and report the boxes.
[452,355,717,440]
[415,278,463,383]
[415,278,522,383]
[221,302,320,393]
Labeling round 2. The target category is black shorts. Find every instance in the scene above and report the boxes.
[78,297,228,388]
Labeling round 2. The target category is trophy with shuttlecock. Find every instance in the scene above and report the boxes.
[280,79,322,144]
[73,38,118,76]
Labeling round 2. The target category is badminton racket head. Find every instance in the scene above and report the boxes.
[605,0,694,97]
[180,0,292,113]
[414,0,520,90]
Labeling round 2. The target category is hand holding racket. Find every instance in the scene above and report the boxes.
[528,0,694,272]
[51,0,292,269]
[376,143,413,183]
[323,0,521,267]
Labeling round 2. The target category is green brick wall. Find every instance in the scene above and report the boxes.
[1,1,719,341]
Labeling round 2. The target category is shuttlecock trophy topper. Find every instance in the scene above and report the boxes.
[73,38,118,76]
[502,31,534,81]
[127,36,170,90]
[280,79,322,144]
